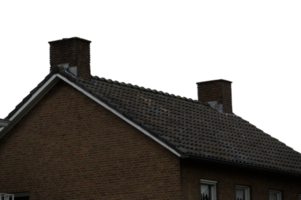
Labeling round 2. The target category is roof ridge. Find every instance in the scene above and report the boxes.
[57,69,234,118]
[3,65,242,119]
[90,75,241,118]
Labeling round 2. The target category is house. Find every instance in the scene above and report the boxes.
[0,37,301,200]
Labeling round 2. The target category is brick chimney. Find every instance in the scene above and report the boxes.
[197,79,233,113]
[49,37,91,80]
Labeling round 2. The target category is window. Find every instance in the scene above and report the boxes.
[0,193,30,200]
[0,193,13,200]
[236,185,250,200]
[200,179,217,200]
[269,190,281,200]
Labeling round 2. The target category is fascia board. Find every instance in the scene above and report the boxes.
[0,75,60,139]
[0,74,181,157]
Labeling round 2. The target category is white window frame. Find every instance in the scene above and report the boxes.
[269,190,282,200]
[1,192,29,200]
[200,179,217,200]
[236,185,250,200]
[0,193,14,200]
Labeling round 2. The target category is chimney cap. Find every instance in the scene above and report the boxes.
[48,37,91,44]
[194,78,235,85]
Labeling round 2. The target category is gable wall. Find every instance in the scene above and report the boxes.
[0,81,182,200]
[181,159,301,200]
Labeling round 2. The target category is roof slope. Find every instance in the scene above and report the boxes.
[4,69,301,175]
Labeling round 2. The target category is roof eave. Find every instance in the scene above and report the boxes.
[181,154,301,178]
[0,119,10,127]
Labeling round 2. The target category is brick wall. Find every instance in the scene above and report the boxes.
[197,80,232,114]
[49,38,91,81]
[2,78,300,200]
[0,81,182,200]
[181,159,301,200]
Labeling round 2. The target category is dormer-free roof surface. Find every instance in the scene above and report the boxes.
[4,68,301,175]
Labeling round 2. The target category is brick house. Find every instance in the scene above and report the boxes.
[0,37,301,200]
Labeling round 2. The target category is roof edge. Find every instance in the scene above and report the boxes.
[48,37,91,44]
[0,117,11,127]
[0,71,182,158]
[181,154,301,177]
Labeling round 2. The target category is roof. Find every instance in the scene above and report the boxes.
[2,67,301,175]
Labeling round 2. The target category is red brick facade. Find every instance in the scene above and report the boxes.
[181,159,301,200]
[197,80,232,113]
[49,38,91,81]
[0,81,182,199]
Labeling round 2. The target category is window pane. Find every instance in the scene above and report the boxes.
[269,193,277,200]
[201,184,211,200]
[236,189,245,200]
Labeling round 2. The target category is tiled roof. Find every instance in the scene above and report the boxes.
[5,68,301,175]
